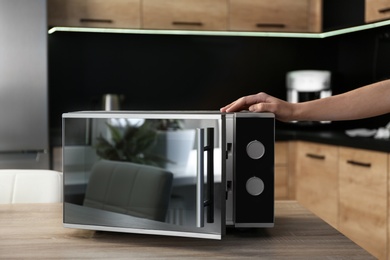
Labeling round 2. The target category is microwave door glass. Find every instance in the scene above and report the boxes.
[63,115,224,239]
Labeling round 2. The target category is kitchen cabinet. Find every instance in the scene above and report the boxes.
[46,0,390,34]
[290,140,389,258]
[339,147,387,260]
[142,0,228,31]
[47,0,324,33]
[275,142,288,199]
[229,0,322,33]
[295,141,339,228]
[287,141,298,199]
[47,0,141,28]
[275,141,296,200]
[365,0,390,23]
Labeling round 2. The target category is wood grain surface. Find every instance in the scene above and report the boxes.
[0,201,374,259]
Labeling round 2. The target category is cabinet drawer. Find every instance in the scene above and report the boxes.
[275,142,288,165]
[339,147,387,259]
[48,0,141,28]
[275,142,290,200]
[142,0,228,30]
[365,0,390,23]
[296,142,338,228]
[275,166,288,199]
[229,0,312,32]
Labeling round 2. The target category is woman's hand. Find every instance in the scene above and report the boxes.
[220,92,296,122]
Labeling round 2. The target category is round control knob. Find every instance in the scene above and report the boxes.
[246,140,265,159]
[246,176,264,196]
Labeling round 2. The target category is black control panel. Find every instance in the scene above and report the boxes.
[234,116,274,226]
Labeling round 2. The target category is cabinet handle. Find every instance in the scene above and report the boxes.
[80,18,113,24]
[172,21,203,26]
[346,160,371,168]
[306,153,325,160]
[256,23,286,29]
[378,7,390,14]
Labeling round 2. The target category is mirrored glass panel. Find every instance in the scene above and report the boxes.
[63,112,225,239]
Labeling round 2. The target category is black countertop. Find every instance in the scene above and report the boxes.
[276,127,390,153]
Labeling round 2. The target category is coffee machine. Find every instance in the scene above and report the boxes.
[286,70,331,124]
[287,70,331,103]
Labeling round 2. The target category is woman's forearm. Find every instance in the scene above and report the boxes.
[220,79,390,122]
[292,79,390,121]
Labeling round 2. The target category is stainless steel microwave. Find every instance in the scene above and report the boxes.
[62,111,274,239]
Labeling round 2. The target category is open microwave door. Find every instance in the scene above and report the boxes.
[62,111,226,239]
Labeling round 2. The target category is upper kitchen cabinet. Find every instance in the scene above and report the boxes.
[47,0,141,28]
[46,0,390,35]
[229,0,322,33]
[142,0,228,31]
[365,0,390,23]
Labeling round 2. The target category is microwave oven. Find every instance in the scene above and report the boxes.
[62,111,275,239]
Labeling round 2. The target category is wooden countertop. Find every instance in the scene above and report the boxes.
[0,201,374,259]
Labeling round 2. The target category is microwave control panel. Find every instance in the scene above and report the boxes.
[233,113,275,227]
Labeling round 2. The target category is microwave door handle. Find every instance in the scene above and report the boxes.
[196,128,205,227]
[205,128,214,223]
[196,128,215,228]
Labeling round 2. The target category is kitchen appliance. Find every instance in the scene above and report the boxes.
[102,94,122,111]
[62,111,274,239]
[287,70,332,103]
[0,0,49,169]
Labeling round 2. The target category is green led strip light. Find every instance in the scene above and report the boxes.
[48,19,390,38]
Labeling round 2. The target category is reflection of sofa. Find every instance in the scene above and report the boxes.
[83,160,173,222]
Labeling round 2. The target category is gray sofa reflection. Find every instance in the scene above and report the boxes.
[83,160,173,222]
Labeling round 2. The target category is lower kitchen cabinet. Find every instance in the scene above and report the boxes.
[295,141,339,228]
[294,141,388,259]
[275,142,288,199]
[339,147,388,260]
[275,141,297,200]
[275,166,288,199]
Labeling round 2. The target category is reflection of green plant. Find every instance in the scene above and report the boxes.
[148,119,184,131]
[95,121,168,166]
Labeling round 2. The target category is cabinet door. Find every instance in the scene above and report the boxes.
[365,0,390,23]
[275,142,288,199]
[229,0,317,32]
[48,0,141,28]
[339,147,387,260]
[296,142,338,228]
[142,0,228,30]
